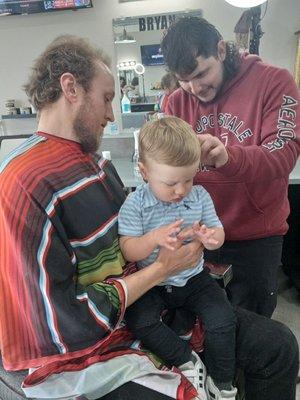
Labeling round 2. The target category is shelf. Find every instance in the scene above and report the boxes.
[103,131,134,139]
[1,114,37,120]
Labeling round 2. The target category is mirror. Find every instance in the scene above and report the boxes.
[113,9,203,119]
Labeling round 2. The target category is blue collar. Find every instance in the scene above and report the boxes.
[140,183,199,209]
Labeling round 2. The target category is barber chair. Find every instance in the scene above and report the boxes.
[0,135,32,164]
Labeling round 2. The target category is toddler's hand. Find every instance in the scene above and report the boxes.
[176,225,196,243]
[153,219,183,250]
[192,222,219,247]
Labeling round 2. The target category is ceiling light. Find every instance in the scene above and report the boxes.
[117,61,137,70]
[225,0,267,7]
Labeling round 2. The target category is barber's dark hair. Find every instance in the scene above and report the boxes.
[161,17,240,81]
[24,35,111,111]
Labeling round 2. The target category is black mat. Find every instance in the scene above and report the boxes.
[0,358,28,399]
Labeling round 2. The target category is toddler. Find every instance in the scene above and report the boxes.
[118,116,237,400]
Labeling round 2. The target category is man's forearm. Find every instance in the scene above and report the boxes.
[120,232,157,262]
[122,261,165,306]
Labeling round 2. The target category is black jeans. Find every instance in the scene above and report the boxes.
[205,236,283,317]
[100,307,299,400]
[125,270,236,383]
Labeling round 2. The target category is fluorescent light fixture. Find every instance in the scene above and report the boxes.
[115,38,136,44]
[225,0,267,7]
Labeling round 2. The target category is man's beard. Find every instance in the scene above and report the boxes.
[73,101,101,154]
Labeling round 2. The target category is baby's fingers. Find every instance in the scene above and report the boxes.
[177,225,195,240]
[170,219,183,229]
[194,226,209,238]
[204,237,218,245]
[199,224,208,234]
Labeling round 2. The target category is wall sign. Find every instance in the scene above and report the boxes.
[139,14,177,31]
[113,10,203,32]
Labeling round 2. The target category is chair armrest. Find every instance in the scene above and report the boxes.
[204,261,233,288]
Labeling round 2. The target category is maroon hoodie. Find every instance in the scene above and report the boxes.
[166,54,300,241]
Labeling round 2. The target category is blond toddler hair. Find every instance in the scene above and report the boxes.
[139,116,201,167]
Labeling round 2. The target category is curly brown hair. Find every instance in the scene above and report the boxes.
[24,35,111,111]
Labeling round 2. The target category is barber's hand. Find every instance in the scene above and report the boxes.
[156,239,204,278]
[197,134,228,168]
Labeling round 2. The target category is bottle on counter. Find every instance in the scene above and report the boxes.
[154,102,160,112]
[133,129,141,177]
[121,92,131,113]
[106,121,119,135]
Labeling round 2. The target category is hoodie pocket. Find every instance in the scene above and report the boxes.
[201,181,267,240]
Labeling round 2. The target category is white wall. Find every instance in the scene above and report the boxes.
[0,0,299,122]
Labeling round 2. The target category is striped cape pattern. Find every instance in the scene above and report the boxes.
[0,132,198,399]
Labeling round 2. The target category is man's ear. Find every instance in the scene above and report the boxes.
[217,40,227,62]
[138,162,148,181]
[60,72,79,103]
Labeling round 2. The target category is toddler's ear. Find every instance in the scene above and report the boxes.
[217,40,227,62]
[138,162,147,180]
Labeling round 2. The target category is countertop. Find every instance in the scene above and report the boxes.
[113,158,300,188]
[113,158,143,187]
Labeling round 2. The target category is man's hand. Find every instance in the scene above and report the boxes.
[151,219,183,250]
[156,239,204,277]
[123,239,204,306]
[197,134,228,168]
